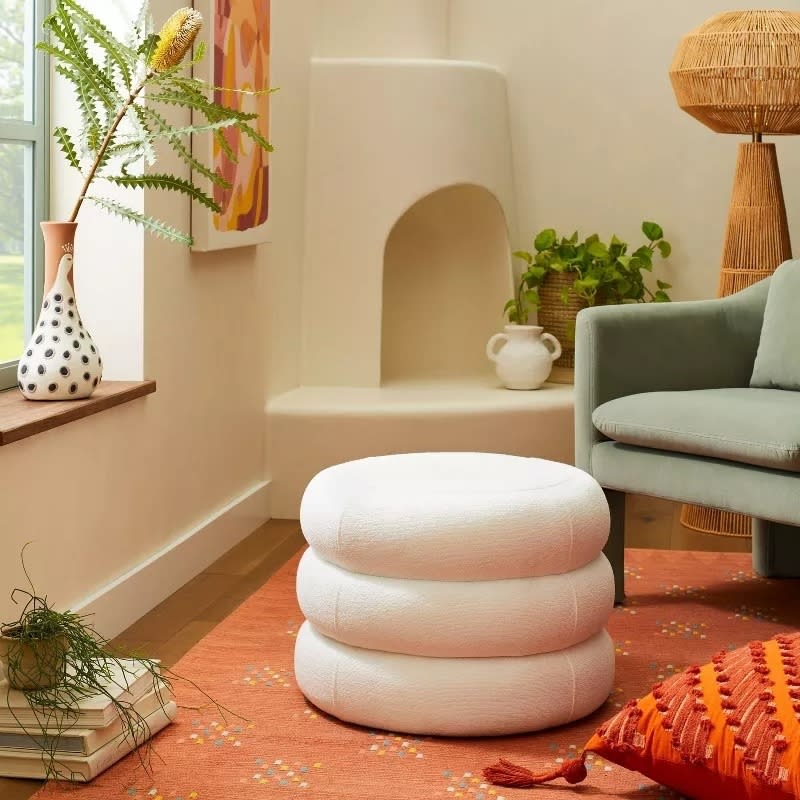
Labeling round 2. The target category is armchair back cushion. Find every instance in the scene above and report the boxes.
[751,260,800,390]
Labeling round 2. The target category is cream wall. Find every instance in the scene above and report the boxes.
[0,1,313,632]
[313,0,448,58]
[448,0,800,300]
[266,4,314,398]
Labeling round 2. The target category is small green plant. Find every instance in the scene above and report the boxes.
[40,0,273,245]
[504,222,673,325]
[0,544,239,782]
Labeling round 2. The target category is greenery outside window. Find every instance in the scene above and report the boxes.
[0,0,49,391]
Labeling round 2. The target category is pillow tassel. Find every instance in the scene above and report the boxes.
[483,755,588,787]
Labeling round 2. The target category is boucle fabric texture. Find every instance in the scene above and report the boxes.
[296,453,614,736]
[294,622,615,737]
[300,452,610,580]
[296,548,614,657]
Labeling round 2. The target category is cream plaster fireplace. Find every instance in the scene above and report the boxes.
[266,4,574,516]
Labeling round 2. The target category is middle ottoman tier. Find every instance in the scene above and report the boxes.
[297,548,615,657]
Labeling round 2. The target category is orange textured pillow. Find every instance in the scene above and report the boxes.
[485,633,800,800]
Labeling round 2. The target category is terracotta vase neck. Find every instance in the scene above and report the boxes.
[41,221,78,295]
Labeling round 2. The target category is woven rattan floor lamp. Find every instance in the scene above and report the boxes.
[669,10,800,537]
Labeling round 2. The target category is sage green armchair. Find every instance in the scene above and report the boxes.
[574,278,800,603]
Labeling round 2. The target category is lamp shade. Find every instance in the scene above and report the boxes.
[669,10,800,135]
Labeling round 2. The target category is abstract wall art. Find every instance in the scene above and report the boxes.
[191,0,271,251]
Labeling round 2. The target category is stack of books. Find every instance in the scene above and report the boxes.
[0,658,176,781]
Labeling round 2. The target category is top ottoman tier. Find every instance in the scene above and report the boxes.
[300,452,609,580]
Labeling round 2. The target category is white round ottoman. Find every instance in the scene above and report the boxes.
[294,452,615,737]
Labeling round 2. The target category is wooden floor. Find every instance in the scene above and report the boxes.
[1,499,748,799]
[0,520,305,800]
[626,495,751,554]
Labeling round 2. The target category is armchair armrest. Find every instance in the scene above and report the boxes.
[574,278,770,470]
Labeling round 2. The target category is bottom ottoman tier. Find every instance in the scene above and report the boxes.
[294,622,614,736]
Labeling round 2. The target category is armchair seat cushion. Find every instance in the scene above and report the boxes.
[592,387,800,472]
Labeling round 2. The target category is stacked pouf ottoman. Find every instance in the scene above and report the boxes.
[294,452,615,736]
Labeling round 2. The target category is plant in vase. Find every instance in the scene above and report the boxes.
[18,1,273,401]
[507,221,673,368]
[0,544,237,781]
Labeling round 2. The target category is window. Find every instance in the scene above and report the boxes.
[0,0,48,391]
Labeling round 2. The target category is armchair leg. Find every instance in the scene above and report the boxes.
[603,489,626,604]
[752,519,800,577]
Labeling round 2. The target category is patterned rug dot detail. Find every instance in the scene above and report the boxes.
[727,570,768,583]
[624,565,643,580]
[656,620,708,638]
[365,732,426,759]
[240,665,293,687]
[729,605,780,623]
[442,771,502,799]
[615,598,640,615]
[648,662,684,680]
[249,758,320,790]
[662,584,706,599]
[177,719,250,747]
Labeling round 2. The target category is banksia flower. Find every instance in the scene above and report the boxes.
[149,7,202,72]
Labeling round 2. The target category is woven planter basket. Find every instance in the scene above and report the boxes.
[537,271,587,369]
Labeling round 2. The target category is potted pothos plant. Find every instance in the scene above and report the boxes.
[18,0,273,401]
[503,222,673,368]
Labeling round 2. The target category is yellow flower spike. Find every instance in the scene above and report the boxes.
[149,7,202,72]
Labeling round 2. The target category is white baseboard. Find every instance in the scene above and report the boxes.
[75,481,271,639]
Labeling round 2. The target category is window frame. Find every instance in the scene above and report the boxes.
[0,0,49,391]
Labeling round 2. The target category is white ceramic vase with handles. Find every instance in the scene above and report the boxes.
[486,325,562,390]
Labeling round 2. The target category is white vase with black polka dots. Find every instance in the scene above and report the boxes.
[17,248,102,400]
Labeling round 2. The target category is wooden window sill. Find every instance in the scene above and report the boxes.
[0,380,156,446]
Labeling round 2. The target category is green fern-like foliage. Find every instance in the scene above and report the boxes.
[39,0,274,245]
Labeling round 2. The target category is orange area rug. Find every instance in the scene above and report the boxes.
[33,548,800,800]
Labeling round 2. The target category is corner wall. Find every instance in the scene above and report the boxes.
[448,0,800,300]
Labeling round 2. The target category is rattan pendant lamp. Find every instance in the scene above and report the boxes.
[670,9,800,538]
